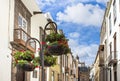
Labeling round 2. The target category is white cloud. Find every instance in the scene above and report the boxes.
[56,3,104,27]
[68,38,98,65]
[69,32,80,38]
[35,0,108,12]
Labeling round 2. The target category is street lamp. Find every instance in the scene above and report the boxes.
[25,21,57,81]
[25,37,45,81]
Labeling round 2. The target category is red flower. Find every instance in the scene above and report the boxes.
[19,50,25,52]
[47,46,51,48]
[38,48,41,51]
[31,54,34,58]
[36,66,40,68]
[41,41,46,45]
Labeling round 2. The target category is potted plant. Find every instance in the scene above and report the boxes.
[47,41,64,55]
[44,55,57,66]
[14,60,39,71]
[13,50,38,71]
[45,33,71,55]
[33,55,57,67]
[45,33,65,43]
[13,50,34,61]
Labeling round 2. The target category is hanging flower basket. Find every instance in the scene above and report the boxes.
[44,55,57,67]
[45,33,65,43]
[33,55,57,67]
[45,33,71,55]
[13,50,39,71]
[47,41,70,55]
[13,50,34,61]
[17,63,35,71]
[47,42,64,55]
[15,60,38,71]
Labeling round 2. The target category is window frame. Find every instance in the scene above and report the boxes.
[113,0,117,24]
[109,14,112,35]
[33,70,37,78]
[18,13,27,31]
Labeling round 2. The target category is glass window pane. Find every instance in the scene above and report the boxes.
[18,16,22,27]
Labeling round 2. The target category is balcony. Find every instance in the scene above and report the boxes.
[99,54,104,67]
[71,68,76,76]
[65,66,70,74]
[10,28,36,52]
[98,45,104,67]
[108,51,117,66]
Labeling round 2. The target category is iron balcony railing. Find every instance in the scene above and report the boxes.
[99,51,104,67]
[13,28,36,52]
[70,68,76,76]
[108,51,117,66]
[65,66,70,74]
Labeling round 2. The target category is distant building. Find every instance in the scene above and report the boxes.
[78,62,90,81]
[89,65,95,81]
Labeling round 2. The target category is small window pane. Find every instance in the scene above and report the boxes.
[22,19,27,29]
[33,70,37,78]
[18,16,22,27]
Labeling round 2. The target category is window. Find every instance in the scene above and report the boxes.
[18,14,27,41]
[109,14,112,35]
[44,69,47,81]
[110,43,112,56]
[51,71,54,81]
[18,15,22,26]
[113,0,116,23]
[110,69,112,81]
[119,0,120,11]
[113,33,117,58]
[65,55,68,67]
[58,74,60,81]
[104,40,107,61]
[62,55,65,66]
[18,14,27,31]
[113,64,117,81]
[33,70,37,78]
[65,75,68,81]
[58,56,60,64]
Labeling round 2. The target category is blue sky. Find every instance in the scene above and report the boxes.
[35,0,108,65]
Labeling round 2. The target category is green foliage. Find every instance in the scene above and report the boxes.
[13,60,28,66]
[13,50,39,69]
[13,50,34,60]
[33,55,57,66]
[45,33,71,55]
[45,33,65,43]
[44,55,57,66]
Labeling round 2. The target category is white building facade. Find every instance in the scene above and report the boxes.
[0,0,49,81]
[100,0,120,81]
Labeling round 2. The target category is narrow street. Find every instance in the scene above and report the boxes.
[0,0,119,81]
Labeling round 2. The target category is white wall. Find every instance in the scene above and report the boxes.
[21,0,40,15]
[30,68,39,81]
[106,0,120,81]
[30,13,48,81]
[0,0,14,81]
[31,14,48,39]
